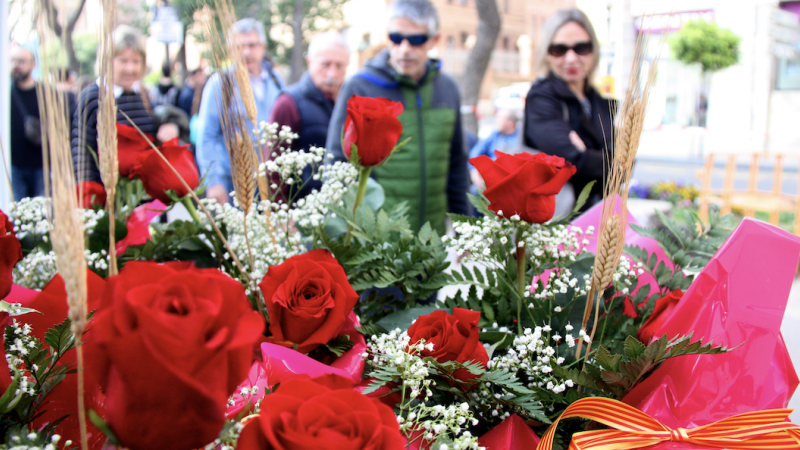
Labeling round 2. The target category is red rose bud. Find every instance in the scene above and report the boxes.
[86,262,265,450]
[637,289,684,343]
[116,123,155,177]
[470,151,577,223]
[131,138,199,204]
[237,374,405,450]
[77,181,107,209]
[259,249,359,354]
[406,308,489,384]
[0,210,22,299]
[343,95,404,167]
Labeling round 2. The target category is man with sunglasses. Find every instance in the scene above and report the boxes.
[326,0,470,236]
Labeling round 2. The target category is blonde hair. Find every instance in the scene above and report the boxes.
[533,8,600,79]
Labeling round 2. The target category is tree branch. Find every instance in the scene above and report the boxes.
[40,0,64,37]
[66,0,88,32]
[459,0,501,134]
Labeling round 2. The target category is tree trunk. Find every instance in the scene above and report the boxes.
[288,0,305,84]
[41,0,88,73]
[459,0,501,135]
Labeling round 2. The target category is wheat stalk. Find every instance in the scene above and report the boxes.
[96,0,119,276]
[35,3,89,447]
[575,31,659,364]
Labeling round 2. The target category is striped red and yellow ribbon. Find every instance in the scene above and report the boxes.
[535,397,800,450]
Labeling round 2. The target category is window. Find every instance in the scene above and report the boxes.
[502,36,509,50]
[446,36,455,48]
[461,31,469,47]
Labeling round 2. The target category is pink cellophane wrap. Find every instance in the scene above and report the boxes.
[226,312,367,417]
[533,198,671,295]
[621,218,800,449]
[477,414,541,449]
[115,200,167,254]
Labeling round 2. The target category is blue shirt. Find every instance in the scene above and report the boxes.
[196,61,285,193]
[468,128,520,169]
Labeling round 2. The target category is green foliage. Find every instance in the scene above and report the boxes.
[323,335,355,357]
[173,0,347,68]
[554,334,732,399]
[315,202,452,324]
[0,316,82,434]
[72,32,99,77]
[627,208,734,279]
[122,219,224,271]
[670,20,741,73]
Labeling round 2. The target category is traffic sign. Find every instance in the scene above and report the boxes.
[150,6,183,44]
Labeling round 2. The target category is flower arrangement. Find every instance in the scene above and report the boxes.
[5,3,800,450]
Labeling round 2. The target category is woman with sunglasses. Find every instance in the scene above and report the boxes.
[524,8,615,209]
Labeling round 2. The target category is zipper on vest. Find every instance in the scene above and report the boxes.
[416,89,426,231]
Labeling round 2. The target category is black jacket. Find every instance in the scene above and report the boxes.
[524,73,616,202]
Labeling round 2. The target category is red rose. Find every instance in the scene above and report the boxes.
[470,151,577,223]
[637,289,684,343]
[406,308,489,383]
[77,181,107,209]
[86,262,265,450]
[131,138,199,204]
[0,210,22,299]
[259,249,359,354]
[116,123,155,177]
[343,96,404,167]
[18,270,108,449]
[237,374,404,450]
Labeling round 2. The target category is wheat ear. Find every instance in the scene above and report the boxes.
[575,32,657,364]
[35,3,89,447]
[96,0,119,276]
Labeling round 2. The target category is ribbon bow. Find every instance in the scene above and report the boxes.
[536,397,800,450]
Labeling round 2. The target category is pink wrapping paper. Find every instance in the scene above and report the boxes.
[116,200,167,254]
[477,414,541,449]
[621,218,800,449]
[226,313,367,417]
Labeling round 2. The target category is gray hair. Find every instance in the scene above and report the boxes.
[233,18,267,44]
[387,0,440,36]
[533,8,599,79]
[498,108,520,123]
[307,31,350,58]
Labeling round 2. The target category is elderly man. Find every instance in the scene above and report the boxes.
[269,31,349,200]
[326,0,469,235]
[197,18,286,205]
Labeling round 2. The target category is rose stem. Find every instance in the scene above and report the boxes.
[515,227,527,336]
[180,196,202,223]
[344,166,372,246]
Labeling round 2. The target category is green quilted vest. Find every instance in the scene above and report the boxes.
[373,74,456,235]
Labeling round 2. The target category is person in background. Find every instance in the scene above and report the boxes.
[197,18,286,205]
[177,67,207,118]
[72,25,184,185]
[468,108,520,190]
[326,0,470,235]
[149,61,180,108]
[524,8,615,209]
[9,44,45,200]
[268,31,350,200]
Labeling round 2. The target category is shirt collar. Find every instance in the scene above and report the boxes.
[96,79,140,98]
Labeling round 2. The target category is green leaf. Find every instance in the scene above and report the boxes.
[623,335,647,360]
[89,409,121,446]
[0,301,40,317]
[324,335,356,357]
[572,180,597,215]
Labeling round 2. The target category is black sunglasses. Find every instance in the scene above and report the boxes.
[547,41,593,57]
[388,33,430,46]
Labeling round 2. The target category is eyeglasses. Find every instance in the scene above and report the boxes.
[388,33,430,46]
[547,42,593,57]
